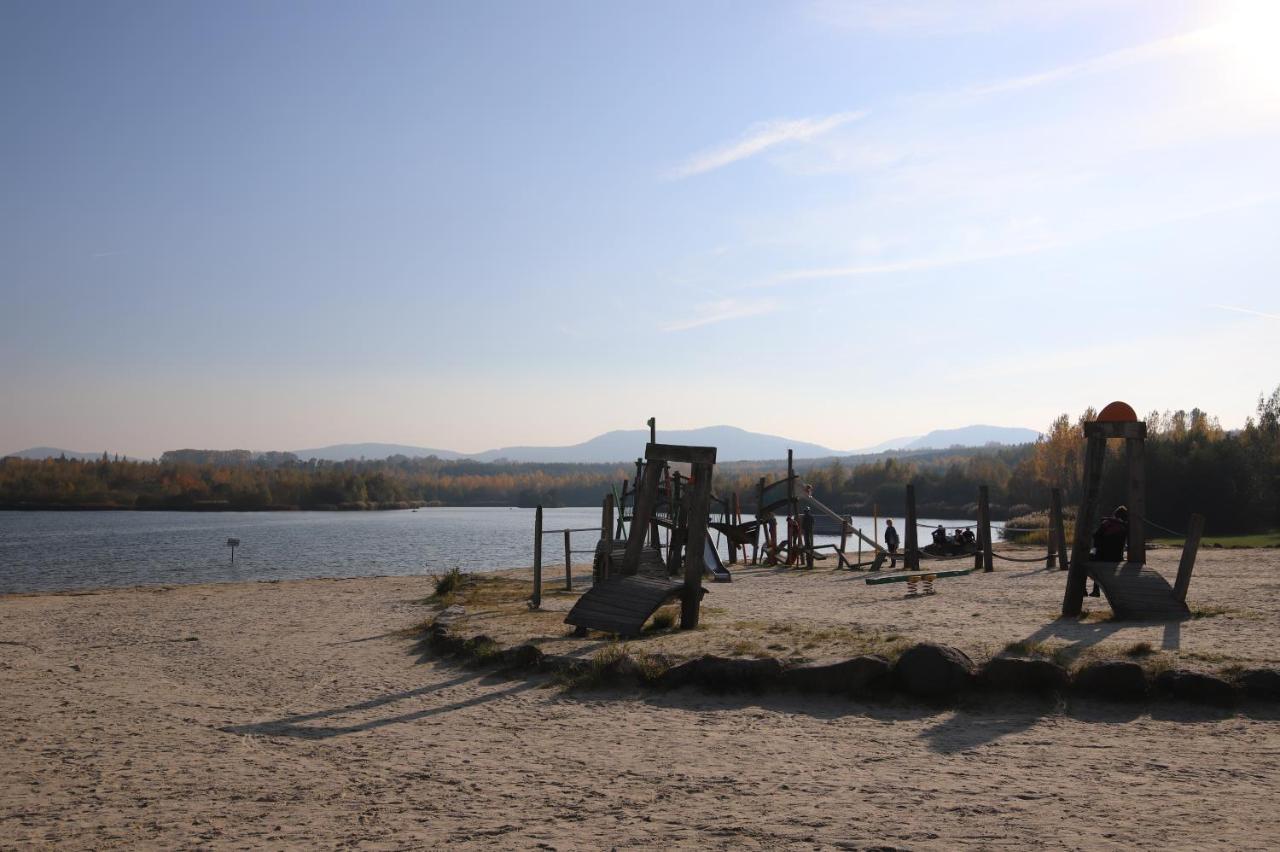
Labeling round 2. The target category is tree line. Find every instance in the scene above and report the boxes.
[3,386,1275,533]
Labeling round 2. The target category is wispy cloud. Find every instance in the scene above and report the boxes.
[811,0,1129,36]
[764,241,1064,285]
[955,27,1215,100]
[1212,304,1280,321]
[661,297,779,332]
[668,111,867,179]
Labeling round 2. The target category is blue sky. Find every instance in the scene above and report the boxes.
[3,0,1278,457]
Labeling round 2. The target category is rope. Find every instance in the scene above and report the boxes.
[991,552,1051,563]
[916,522,979,529]
[1129,511,1187,538]
[913,550,975,562]
[1001,526,1052,532]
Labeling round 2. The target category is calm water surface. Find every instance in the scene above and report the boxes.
[0,509,1002,594]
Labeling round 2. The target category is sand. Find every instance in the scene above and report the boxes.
[3,550,1280,849]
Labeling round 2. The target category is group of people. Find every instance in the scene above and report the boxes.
[931,524,977,548]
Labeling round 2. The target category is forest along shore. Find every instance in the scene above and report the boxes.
[3,550,1279,849]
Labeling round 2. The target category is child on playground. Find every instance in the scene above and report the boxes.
[884,519,900,568]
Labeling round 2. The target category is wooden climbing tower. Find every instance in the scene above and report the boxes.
[1062,401,1202,620]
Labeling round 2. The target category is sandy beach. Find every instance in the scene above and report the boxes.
[4,550,1280,849]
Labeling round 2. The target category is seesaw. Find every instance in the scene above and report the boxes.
[865,567,973,596]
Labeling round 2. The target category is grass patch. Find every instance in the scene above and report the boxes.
[1152,531,1280,548]
[558,643,670,690]
[1002,639,1054,658]
[433,566,466,601]
[644,608,677,633]
[1124,641,1155,658]
[1189,604,1234,620]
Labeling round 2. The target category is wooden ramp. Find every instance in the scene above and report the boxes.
[565,575,685,637]
[1087,561,1190,620]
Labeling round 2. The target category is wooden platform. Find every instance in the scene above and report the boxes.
[564,575,685,637]
[1087,561,1190,620]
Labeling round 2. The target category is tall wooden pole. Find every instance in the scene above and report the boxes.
[563,528,573,591]
[532,505,543,609]
[977,485,993,573]
[1125,436,1146,564]
[1173,513,1204,602]
[623,460,663,575]
[601,493,614,581]
[681,461,713,629]
[1050,487,1069,571]
[1063,432,1107,617]
[904,484,919,571]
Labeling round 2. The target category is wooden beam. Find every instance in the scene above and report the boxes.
[681,461,713,629]
[977,485,993,573]
[600,493,614,581]
[904,483,919,571]
[1063,433,1107,617]
[532,505,543,609]
[563,528,573,591]
[1084,421,1146,440]
[1126,436,1146,564]
[1050,487,1069,571]
[1173,513,1205,602]
[644,442,717,465]
[623,460,664,575]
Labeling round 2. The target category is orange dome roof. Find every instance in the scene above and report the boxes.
[1096,401,1137,422]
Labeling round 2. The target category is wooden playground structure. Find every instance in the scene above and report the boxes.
[527,403,1206,636]
[1061,401,1204,620]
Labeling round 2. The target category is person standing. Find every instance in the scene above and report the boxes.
[884,518,900,569]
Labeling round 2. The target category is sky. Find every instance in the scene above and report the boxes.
[3,0,1279,458]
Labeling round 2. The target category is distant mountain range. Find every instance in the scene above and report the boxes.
[283,423,1039,463]
[2,446,138,461]
[6,424,1040,465]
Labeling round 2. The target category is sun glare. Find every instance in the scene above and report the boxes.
[1208,0,1280,99]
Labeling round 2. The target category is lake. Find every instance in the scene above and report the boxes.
[0,509,1003,594]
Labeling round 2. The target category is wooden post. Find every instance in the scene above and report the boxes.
[728,493,741,564]
[600,492,615,581]
[1050,488,1069,571]
[616,480,627,539]
[681,461,713,629]
[623,459,663,575]
[647,416,656,445]
[873,504,879,547]
[1063,432,1107,617]
[1126,436,1146,564]
[904,484,919,571]
[1173,513,1205,602]
[977,485,993,573]
[532,505,543,609]
[563,528,573,591]
[839,515,848,564]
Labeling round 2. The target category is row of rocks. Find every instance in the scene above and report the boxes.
[426,621,1280,707]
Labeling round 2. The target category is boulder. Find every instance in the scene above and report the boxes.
[658,655,784,692]
[1073,661,1148,700]
[1236,668,1280,701]
[785,656,890,695]
[1154,670,1236,706]
[892,643,975,700]
[980,657,1070,693]
[499,644,544,671]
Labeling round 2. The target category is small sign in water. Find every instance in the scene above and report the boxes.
[226,537,240,563]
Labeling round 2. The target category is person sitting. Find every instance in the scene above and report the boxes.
[952,528,966,545]
[962,528,977,546]
[931,525,947,547]
[1089,506,1130,596]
